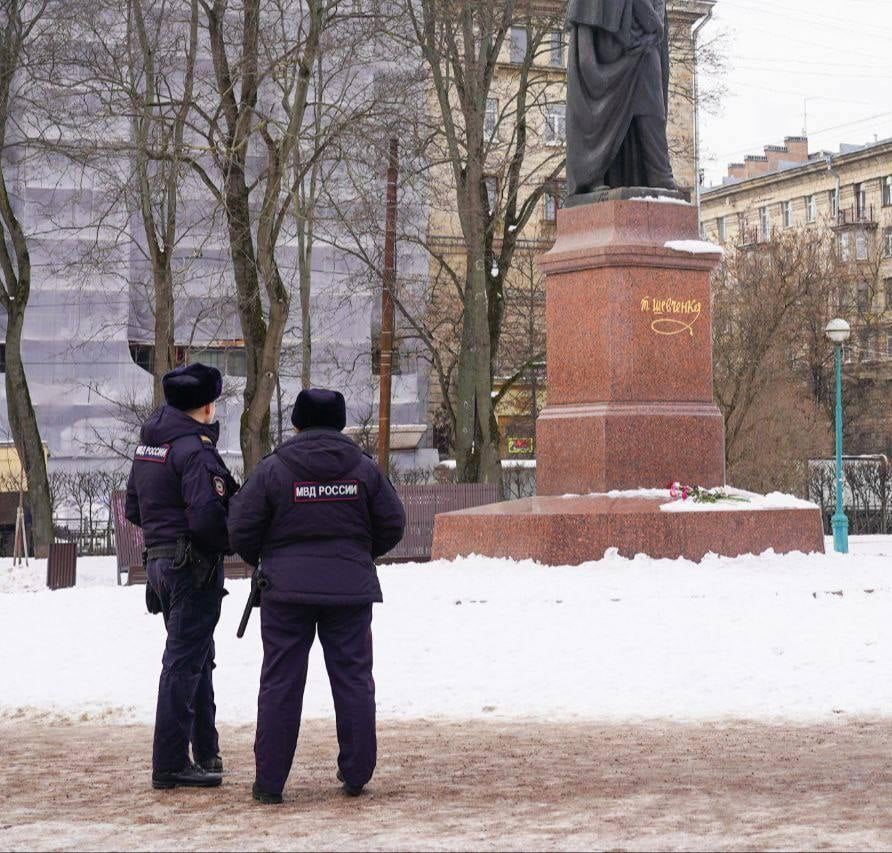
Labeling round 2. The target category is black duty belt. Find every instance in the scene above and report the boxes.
[145,544,178,560]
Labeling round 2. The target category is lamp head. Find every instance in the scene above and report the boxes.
[825,318,851,345]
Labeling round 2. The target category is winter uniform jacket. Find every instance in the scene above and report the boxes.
[125,406,237,553]
[227,429,406,605]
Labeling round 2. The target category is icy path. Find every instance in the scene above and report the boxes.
[2,538,891,724]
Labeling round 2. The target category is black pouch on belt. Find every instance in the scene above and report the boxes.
[172,536,220,590]
[143,549,163,614]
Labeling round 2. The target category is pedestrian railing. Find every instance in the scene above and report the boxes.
[383,484,500,563]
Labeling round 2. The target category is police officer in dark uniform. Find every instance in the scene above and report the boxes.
[228,388,406,804]
[125,363,238,790]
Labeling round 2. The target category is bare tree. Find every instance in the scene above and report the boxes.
[126,0,200,404]
[184,0,390,471]
[0,0,55,549]
[712,227,838,489]
[405,0,565,484]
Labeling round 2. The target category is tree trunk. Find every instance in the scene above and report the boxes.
[299,255,312,390]
[223,170,269,473]
[4,310,53,550]
[454,248,501,485]
[151,260,175,407]
[297,222,313,390]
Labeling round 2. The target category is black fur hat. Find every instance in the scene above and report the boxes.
[162,363,223,411]
[291,388,347,432]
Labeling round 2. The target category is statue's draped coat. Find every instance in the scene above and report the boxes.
[565,0,672,194]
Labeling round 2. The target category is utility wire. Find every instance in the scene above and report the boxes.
[709,111,892,160]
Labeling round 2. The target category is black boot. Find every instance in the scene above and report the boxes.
[337,769,364,798]
[152,762,222,790]
[198,755,223,773]
[252,782,283,805]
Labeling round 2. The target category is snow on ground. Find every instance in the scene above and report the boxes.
[2,538,892,725]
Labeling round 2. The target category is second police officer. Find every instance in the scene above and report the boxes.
[228,388,406,804]
[125,363,238,790]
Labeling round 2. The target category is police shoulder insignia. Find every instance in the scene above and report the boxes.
[212,475,227,497]
[134,444,170,463]
[293,480,360,503]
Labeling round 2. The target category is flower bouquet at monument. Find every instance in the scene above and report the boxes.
[668,482,751,504]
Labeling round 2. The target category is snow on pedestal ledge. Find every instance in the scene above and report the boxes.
[559,486,818,513]
[664,239,724,256]
[630,195,692,206]
[660,488,818,513]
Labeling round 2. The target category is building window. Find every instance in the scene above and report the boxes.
[887,332,892,359]
[838,232,851,262]
[857,330,871,360]
[548,30,564,67]
[543,180,564,223]
[854,183,866,218]
[484,175,499,213]
[759,206,770,241]
[884,228,892,258]
[857,281,871,313]
[187,346,247,377]
[805,195,816,223]
[485,98,498,139]
[129,343,154,374]
[781,200,793,228]
[543,102,566,145]
[885,277,892,310]
[884,176,892,207]
[0,343,5,373]
[855,229,869,261]
[830,189,839,219]
[716,216,726,242]
[510,26,528,63]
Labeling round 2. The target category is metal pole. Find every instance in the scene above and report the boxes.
[832,343,849,553]
[377,138,398,473]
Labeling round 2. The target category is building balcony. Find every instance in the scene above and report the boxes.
[835,205,877,229]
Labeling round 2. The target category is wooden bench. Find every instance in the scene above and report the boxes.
[46,542,77,590]
[111,491,253,585]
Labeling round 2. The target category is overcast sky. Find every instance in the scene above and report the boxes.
[698,0,892,186]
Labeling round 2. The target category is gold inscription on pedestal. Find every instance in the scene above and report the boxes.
[639,296,701,337]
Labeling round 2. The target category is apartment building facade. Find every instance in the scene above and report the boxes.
[701,136,892,453]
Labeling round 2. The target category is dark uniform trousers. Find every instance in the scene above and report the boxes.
[254,600,376,796]
[147,557,224,772]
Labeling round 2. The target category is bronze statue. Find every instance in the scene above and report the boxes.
[565,0,677,202]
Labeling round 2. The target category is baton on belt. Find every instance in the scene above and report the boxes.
[237,568,269,638]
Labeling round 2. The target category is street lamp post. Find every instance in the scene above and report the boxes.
[825,318,851,554]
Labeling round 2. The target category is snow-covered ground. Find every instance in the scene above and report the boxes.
[2,538,892,725]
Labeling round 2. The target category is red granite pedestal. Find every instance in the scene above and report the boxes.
[431,199,826,564]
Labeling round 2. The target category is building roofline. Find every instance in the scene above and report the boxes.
[702,139,892,202]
